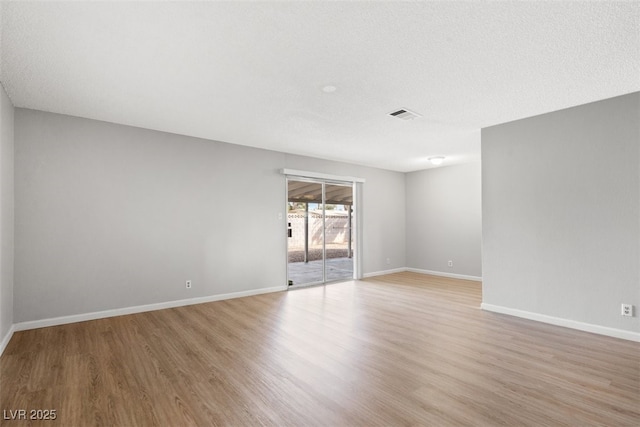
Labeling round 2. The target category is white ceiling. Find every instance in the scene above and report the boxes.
[1,1,638,172]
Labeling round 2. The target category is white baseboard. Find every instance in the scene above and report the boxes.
[481,303,640,343]
[0,324,15,357]
[406,268,482,282]
[362,268,407,278]
[13,285,287,333]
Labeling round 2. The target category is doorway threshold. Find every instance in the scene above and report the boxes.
[288,278,354,291]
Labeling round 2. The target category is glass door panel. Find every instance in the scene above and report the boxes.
[324,183,354,282]
[287,180,324,286]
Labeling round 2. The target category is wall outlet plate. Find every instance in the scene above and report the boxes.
[186,280,192,289]
[621,304,633,317]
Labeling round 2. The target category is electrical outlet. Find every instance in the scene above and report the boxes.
[386,258,391,265]
[621,304,633,317]
[186,280,192,289]
[448,260,453,268]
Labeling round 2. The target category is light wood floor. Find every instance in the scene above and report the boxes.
[1,272,639,426]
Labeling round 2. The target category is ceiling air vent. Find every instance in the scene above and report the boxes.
[388,108,422,120]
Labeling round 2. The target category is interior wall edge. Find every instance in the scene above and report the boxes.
[0,325,15,357]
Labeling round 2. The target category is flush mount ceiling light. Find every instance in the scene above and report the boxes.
[428,156,445,165]
[322,85,337,93]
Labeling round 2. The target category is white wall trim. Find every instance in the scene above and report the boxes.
[363,268,483,281]
[280,168,365,183]
[0,325,16,357]
[13,286,287,333]
[481,303,640,343]
[362,268,407,278]
[406,268,482,282]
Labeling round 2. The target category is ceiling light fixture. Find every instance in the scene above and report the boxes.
[322,85,337,93]
[428,156,445,165]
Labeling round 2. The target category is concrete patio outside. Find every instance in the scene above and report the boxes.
[287,257,354,287]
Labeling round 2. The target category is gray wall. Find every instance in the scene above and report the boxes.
[14,109,406,323]
[405,163,482,278]
[0,84,14,342]
[482,92,640,333]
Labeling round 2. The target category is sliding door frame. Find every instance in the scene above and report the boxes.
[282,169,364,288]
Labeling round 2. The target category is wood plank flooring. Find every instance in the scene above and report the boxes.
[1,272,639,426]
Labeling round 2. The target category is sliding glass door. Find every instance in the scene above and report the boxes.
[286,178,354,287]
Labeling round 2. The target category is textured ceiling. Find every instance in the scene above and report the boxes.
[1,1,638,172]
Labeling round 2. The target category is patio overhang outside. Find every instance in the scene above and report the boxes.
[287,181,353,205]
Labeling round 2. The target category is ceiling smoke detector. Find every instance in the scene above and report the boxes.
[388,109,422,120]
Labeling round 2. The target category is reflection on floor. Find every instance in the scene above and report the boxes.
[287,257,353,286]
